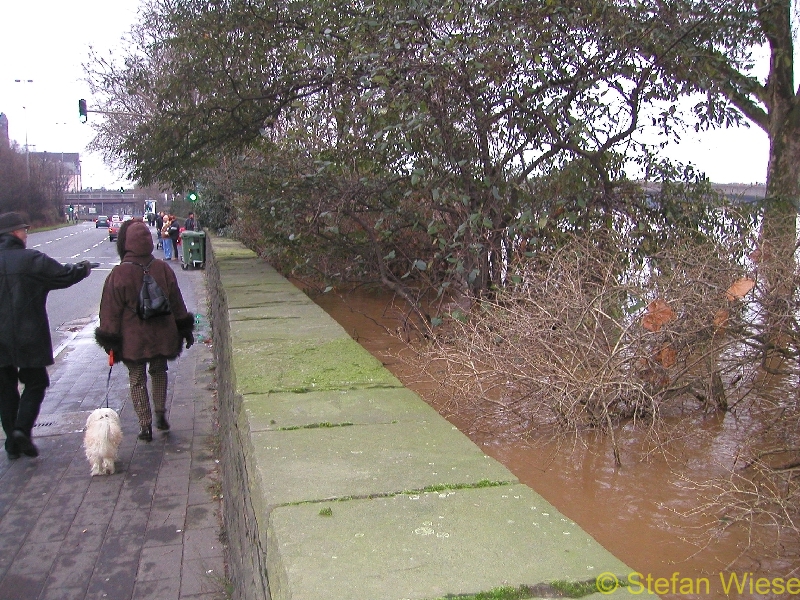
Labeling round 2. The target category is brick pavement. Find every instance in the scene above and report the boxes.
[0,266,227,600]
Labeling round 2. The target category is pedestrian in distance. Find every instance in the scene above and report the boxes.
[160,215,173,260]
[167,215,181,261]
[94,219,195,442]
[154,211,164,250]
[0,212,94,459]
[183,212,197,232]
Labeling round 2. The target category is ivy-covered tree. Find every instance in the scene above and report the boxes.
[87,0,715,311]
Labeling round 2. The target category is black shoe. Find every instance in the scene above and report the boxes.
[138,426,153,442]
[5,438,19,460]
[11,430,38,457]
[155,413,170,431]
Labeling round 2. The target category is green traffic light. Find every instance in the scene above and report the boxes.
[187,191,198,202]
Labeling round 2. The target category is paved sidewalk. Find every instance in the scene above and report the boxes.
[0,266,227,600]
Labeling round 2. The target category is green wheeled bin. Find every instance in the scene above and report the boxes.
[180,230,206,269]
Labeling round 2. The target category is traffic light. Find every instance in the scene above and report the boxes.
[78,99,88,123]
[187,191,199,203]
[68,204,74,214]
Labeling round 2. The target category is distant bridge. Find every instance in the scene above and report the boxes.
[64,182,766,221]
[64,190,157,220]
[712,183,766,203]
[637,182,767,204]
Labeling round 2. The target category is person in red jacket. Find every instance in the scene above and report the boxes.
[95,220,194,441]
[0,212,93,459]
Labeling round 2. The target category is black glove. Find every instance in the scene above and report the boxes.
[78,260,92,274]
[184,333,195,349]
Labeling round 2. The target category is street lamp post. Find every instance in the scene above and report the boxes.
[14,79,34,181]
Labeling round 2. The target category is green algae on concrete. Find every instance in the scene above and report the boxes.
[225,291,318,312]
[233,335,402,394]
[229,311,345,343]
[211,237,263,258]
[266,484,632,600]
[250,420,517,507]
[244,388,443,432]
[223,284,300,302]
[218,262,302,291]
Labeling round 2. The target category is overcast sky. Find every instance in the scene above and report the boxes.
[1,0,142,189]
[0,1,772,190]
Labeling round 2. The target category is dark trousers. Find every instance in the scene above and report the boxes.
[0,366,49,442]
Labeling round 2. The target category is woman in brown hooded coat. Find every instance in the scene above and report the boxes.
[95,219,194,441]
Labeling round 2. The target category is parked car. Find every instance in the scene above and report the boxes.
[109,220,120,241]
[95,216,109,228]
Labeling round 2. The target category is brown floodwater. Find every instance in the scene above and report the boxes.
[310,287,797,600]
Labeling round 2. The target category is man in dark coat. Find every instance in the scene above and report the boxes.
[166,215,181,261]
[183,212,197,232]
[95,220,194,441]
[0,212,93,459]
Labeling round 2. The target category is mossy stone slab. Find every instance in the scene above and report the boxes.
[243,387,441,431]
[228,303,332,325]
[209,238,257,259]
[251,420,516,507]
[266,484,633,600]
[232,336,401,394]
[225,292,317,312]
[229,312,345,342]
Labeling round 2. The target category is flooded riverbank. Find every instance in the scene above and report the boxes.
[310,287,795,599]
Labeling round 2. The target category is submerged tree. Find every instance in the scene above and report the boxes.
[611,0,799,365]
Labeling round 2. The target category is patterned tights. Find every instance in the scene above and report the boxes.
[125,358,168,427]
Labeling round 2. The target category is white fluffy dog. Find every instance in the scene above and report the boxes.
[83,408,123,476]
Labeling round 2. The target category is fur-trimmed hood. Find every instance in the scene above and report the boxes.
[117,220,154,260]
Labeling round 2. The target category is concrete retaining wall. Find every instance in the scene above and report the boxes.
[205,235,635,600]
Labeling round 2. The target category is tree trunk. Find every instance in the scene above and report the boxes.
[759,98,800,373]
[760,96,800,297]
[753,0,799,372]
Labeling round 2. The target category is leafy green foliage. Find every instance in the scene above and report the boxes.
[84,0,789,311]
